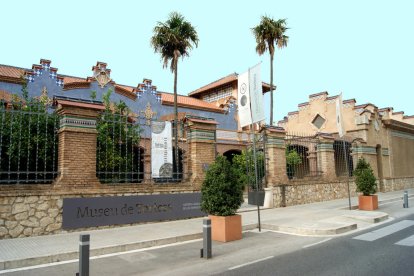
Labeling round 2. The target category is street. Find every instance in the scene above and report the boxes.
[223,214,414,276]
[2,199,413,276]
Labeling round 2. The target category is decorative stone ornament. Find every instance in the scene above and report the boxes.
[92,62,112,88]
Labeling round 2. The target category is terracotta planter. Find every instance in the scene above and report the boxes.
[358,195,378,210]
[209,214,242,242]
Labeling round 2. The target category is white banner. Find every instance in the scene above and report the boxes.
[237,71,252,127]
[249,63,265,124]
[151,121,173,178]
[336,93,346,137]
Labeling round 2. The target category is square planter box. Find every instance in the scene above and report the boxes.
[209,214,242,242]
[358,195,378,210]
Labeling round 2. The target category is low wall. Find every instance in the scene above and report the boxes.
[382,177,414,192]
[0,184,197,239]
[272,179,358,207]
[271,177,414,207]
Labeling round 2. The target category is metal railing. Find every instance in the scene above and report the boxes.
[96,111,189,184]
[285,133,322,180]
[0,101,59,184]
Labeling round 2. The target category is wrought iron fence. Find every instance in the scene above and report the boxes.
[0,101,59,184]
[333,140,353,177]
[285,133,322,179]
[96,110,189,184]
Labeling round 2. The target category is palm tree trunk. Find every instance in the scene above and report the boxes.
[174,59,179,180]
[270,53,274,126]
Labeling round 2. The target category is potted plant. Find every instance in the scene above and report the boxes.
[354,158,378,210]
[201,155,244,242]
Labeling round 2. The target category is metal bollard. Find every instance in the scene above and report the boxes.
[403,191,409,208]
[202,218,212,259]
[78,234,90,276]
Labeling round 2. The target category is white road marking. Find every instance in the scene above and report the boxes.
[228,256,274,270]
[395,235,414,247]
[303,238,332,248]
[0,239,201,274]
[353,220,414,242]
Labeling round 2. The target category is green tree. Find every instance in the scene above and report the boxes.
[252,16,288,125]
[201,155,244,216]
[150,11,199,179]
[0,82,59,183]
[285,146,302,179]
[354,158,377,196]
[96,89,141,183]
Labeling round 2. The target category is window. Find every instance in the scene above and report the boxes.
[202,85,233,102]
[312,114,326,129]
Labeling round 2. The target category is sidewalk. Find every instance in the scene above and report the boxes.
[0,189,413,270]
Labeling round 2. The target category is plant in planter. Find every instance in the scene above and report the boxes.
[354,158,378,210]
[201,155,244,242]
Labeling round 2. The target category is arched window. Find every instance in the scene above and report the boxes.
[223,149,242,164]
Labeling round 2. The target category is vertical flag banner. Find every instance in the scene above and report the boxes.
[249,63,265,124]
[336,93,346,137]
[151,121,173,178]
[237,71,252,127]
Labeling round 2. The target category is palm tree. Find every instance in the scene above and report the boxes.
[151,12,199,180]
[252,16,288,126]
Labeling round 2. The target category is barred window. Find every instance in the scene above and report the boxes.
[202,85,233,103]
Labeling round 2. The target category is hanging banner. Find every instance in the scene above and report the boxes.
[336,93,346,137]
[249,63,265,124]
[151,121,173,178]
[237,71,252,127]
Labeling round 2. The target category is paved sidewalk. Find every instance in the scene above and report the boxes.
[0,189,413,270]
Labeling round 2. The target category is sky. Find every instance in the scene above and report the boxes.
[1,0,413,123]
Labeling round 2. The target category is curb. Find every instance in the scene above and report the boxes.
[1,224,259,270]
[1,233,202,270]
[261,223,358,236]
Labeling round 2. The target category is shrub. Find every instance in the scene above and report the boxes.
[354,158,377,196]
[201,155,244,216]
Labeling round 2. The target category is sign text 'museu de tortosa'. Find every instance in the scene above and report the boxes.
[62,193,204,229]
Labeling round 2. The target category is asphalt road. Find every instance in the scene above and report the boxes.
[222,214,414,276]
[2,199,413,276]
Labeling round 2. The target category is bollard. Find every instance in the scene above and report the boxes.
[78,234,90,276]
[203,218,212,259]
[403,191,409,208]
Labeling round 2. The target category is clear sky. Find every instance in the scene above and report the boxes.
[1,0,413,123]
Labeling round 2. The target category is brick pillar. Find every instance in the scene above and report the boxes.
[185,117,217,190]
[263,127,288,185]
[53,98,105,188]
[144,153,151,181]
[308,150,317,176]
[317,135,336,180]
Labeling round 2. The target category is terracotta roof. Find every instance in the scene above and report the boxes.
[189,73,238,96]
[63,76,87,84]
[0,65,26,83]
[189,73,274,96]
[186,117,219,125]
[160,93,224,113]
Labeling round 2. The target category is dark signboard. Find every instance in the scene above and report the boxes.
[62,193,205,229]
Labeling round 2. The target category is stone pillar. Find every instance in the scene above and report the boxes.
[317,135,336,180]
[53,98,105,188]
[185,117,218,189]
[263,127,288,185]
